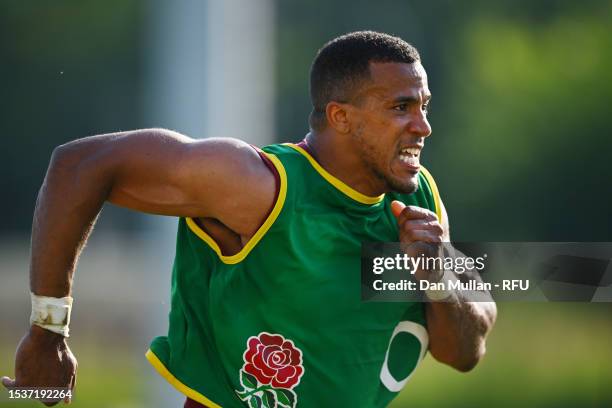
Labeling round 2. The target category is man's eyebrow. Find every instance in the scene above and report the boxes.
[392,94,432,104]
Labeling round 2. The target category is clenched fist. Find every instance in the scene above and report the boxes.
[391,200,445,282]
[2,325,77,406]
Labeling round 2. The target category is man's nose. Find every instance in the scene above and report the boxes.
[409,113,432,138]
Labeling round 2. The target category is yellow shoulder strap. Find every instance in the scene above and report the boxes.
[419,166,442,221]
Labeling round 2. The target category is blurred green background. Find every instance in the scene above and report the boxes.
[1,1,611,407]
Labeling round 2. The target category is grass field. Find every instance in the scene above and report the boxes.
[1,304,611,407]
[392,303,612,408]
[0,340,147,407]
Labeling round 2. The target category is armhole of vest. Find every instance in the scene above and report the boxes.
[419,166,443,222]
[184,151,287,265]
[145,349,223,408]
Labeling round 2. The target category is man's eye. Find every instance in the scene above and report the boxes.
[422,103,430,114]
[393,103,408,111]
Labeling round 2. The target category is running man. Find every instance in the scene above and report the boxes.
[2,31,496,407]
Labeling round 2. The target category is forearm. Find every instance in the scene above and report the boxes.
[3,134,122,403]
[425,297,496,371]
[30,139,115,297]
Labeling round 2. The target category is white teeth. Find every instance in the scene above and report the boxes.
[399,147,420,157]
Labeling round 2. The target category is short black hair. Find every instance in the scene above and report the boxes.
[309,31,421,130]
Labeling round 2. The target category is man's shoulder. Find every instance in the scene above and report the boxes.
[259,143,310,172]
[261,142,300,155]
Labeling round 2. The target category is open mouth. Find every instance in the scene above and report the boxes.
[398,147,420,168]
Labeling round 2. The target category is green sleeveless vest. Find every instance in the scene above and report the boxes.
[146,143,442,408]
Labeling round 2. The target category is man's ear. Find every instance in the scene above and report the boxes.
[325,102,352,134]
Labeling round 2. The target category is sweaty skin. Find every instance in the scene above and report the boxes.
[2,131,276,406]
[2,61,496,406]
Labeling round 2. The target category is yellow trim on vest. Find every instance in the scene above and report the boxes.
[419,166,442,221]
[145,349,222,408]
[286,143,385,205]
[185,152,287,265]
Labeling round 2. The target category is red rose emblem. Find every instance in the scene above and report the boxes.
[243,332,304,389]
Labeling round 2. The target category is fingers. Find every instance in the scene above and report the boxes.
[390,200,406,218]
[391,200,438,224]
[1,376,15,389]
[403,218,444,234]
[63,374,75,404]
[392,200,443,245]
[2,376,58,406]
[399,228,443,243]
[2,374,72,405]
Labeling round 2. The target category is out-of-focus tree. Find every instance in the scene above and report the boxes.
[276,0,612,241]
[0,1,144,232]
[435,1,612,240]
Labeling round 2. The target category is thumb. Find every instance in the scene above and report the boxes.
[1,376,15,389]
[390,200,406,219]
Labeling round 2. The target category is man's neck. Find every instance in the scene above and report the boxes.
[304,131,384,197]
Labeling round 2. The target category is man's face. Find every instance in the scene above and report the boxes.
[348,61,432,194]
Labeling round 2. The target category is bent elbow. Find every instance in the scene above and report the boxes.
[432,335,487,372]
[46,141,95,189]
[50,144,67,165]
[452,355,480,373]
[452,341,486,373]
[49,137,104,175]
[50,142,79,172]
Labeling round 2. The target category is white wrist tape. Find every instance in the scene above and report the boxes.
[30,292,73,337]
[424,271,455,302]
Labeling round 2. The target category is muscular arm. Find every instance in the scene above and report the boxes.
[392,199,497,372]
[31,129,275,297]
[2,128,275,405]
[425,199,497,371]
